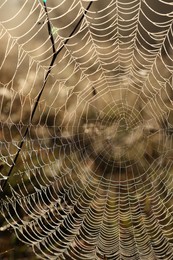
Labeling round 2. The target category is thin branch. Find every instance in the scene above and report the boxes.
[1,0,94,193]
[92,86,97,96]
[43,0,56,54]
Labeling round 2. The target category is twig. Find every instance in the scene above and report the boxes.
[43,0,56,54]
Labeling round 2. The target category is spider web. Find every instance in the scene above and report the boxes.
[1,0,173,259]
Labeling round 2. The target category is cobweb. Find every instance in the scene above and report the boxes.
[0,0,173,259]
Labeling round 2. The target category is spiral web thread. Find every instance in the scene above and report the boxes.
[0,0,173,259]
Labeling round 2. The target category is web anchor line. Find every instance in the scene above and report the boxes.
[0,0,94,194]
